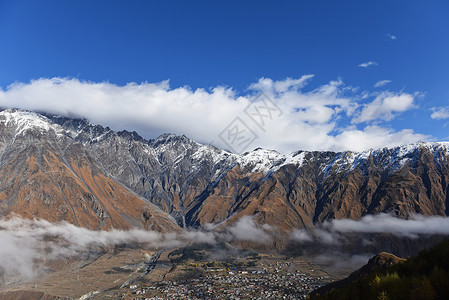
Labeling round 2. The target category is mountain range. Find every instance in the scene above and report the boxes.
[1,108,449,234]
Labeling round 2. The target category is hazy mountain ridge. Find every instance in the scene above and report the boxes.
[1,108,449,232]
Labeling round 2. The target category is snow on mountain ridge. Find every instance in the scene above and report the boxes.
[2,109,449,175]
[0,108,63,136]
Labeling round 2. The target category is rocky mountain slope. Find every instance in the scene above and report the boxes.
[1,108,449,232]
[0,109,180,232]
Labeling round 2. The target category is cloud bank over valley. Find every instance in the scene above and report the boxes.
[2,214,449,280]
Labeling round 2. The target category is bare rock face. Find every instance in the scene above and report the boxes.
[1,108,449,232]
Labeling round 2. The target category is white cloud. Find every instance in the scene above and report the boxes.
[358,61,378,68]
[325,213,449,237]
[352,92,415,123]
[4,213,448,281]
[331,126,427,152]
[0,215,276,280]
[0,77,428,153]
[431,107,449,120]
[290,229,313,242]
[386,33,397,40]
[374,80,391,88]
[248,75,314,93]
[227,216,273,242]
[289,213,449,245]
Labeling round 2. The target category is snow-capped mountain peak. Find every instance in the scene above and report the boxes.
[0,108,60,136]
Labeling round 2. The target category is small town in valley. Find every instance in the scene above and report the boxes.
[99,246,340,299]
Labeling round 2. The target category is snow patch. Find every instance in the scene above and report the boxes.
[0,109,63,137]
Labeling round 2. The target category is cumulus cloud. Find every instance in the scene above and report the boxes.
[358,61,378,68]
[431,107,449,120]
[374,80,391,88]
[352,92,415,123]
[330,126,427,152]
[0,77,427,153]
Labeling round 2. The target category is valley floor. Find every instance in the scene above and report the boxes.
[0,245,351,300]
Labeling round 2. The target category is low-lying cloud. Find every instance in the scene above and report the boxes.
[289,214,449,270]
[0,77,427,153]
[2,214,449,281]
[327,213,449,236]
[290,213,449,244]
[227,216,273,242]
[0,215,273,280]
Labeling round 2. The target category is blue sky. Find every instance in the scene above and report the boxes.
[0,0,448,153]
